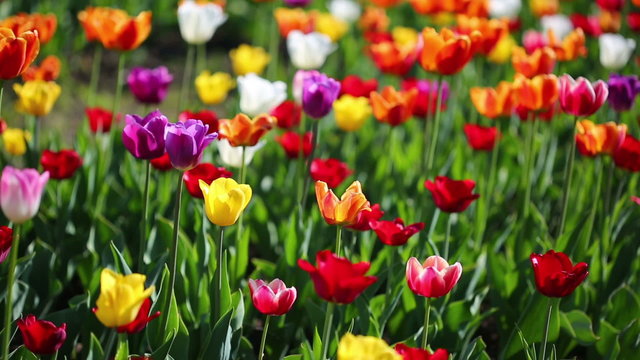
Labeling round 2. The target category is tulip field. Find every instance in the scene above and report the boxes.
[1,0,640,359]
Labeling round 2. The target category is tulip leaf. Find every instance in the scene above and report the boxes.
[312,326,323,360]
[114,335,129,360]
[284,213,298,267]
[9,346,38,360]
[150,330,177,360]
[86,332,105,360]
[205,309,233,360]
[504,296,560,358]
[283,356,303,360]
[596,320,620,359]
[147,266,180,351]
[109,241,132,275]
[560,310,599,344]
[606,285,640,330]
[458,336,491,360]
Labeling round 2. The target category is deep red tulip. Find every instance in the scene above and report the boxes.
[347,203,384,231]
[425,176,480,213]
[150,152,173,171]
[183,163,233,198]
[0,225,13,264]
[179,109,218,135]
[270,100,302,129]
[298,250,377,304]
[248,279,297,316]
[463,124,500,151]
[559,75,608,117]
[116,298,161,334]
[401,78,449,118]
[276,131,313,159]
[613,135,640,172]
[596,0,623,11]
[629,13,640,33]
[395,344,450,360]
[340,75,379,98]
[530,250,588,297]
[85,106,117,133]
[369,218,425,246]
[570,14,602,37]
[40,149,83,180]
[631,196,640,205]
[310,158,352,189]
[17,315,67,355]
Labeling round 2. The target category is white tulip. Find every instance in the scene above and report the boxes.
[237,73,287,117]
[217,139,265,168]
[599,34,636,70]
[178,1,227,45]
[541,15,573,40]
[328,0,361,23]
[489,0,521,19]
[287,30,336,70]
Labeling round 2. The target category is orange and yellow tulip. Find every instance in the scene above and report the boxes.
[218,113,275,147]
[0,13,57,44]
[547,28,587,62]
[78,7,152,51]
[470,81,515,119]
[315,180,371,227]
[419,27,480,75]
[530,0,559,17]
[599,10,621,33]
[370,0,403,8]
[370,86,418,126]
[511,46,556,78]
[456,15,509,55]
[274,8,314,37]
[513,74,560,111]
[21,55,60,82]
[576,120,627,157]
[0,28,39,80]
[359,7,390,34]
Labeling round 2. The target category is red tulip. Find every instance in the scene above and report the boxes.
[310,158,352,188]
[298,250,377,304]
[631,196,640,205]
[347,203,384,231]
[559,75,608,117]
[395,344,449,360]
[0,118,6,133]
[530,250,588,297]
[116,298,161,334]
[596,0,623,11]
[276,131,313,159]
[401,78,448,118]
[463,124,500,151]
[248,279,297,316]
[0,225,12,264]
[406,256,462,298]
[150,152,173,171]
[179,109,218,135]
[85,106,116,133]
[17,315,67,355]
[424,176,480,213]
[183,163,233,198]
[515,102,560,122]
[570,14,602,37]
[613,134,640,172]
[369,218,425,246]
[40,149,83,180]
[340,75,378,98]
[270,100,302,129]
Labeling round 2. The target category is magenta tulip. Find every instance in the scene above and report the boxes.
[559,75,608,117]
[248,279,297,316]
[406,256,462,298]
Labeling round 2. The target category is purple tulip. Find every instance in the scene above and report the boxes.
[302,72,341,119]
[127,66,173,104]
[122,110,169,160]
[284,0,313,7]
[607,74,640,112]
[293,70,320,103]
[164,120,218,171]
[0,167,49,224]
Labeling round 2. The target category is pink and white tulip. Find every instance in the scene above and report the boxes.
[559,75,608,117]
[0,167,49,224]
[248,279,297,316]
[406,256,462,298]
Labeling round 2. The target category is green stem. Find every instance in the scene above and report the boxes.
[178,45,195,116]
[258,315,271,360]
[103,330,116,360]
[2,224,20,360]
[444,214,452,259]
[320,302,335,360]
[540,299,553,360]
[421,298,432,349]
[426,75,445,174]
[267,0,279,80]
[0,81,4,117]
[234,147,247,282]
[239,146,246,184]
[523,114,535,219]
[215,226,225,319]
[299,120,320,217]
[557,116,578,238]
[335,226,343,257]
[114,333,129,360]
[112,52,126,126]
[197,43,207,74]
[421,112,433,173]
[88,45,103,106]
[32,115,40,167]
[167,172,184,311]
[137,161,151,272]
[51,350,58,360]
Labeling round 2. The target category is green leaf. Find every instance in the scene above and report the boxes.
[114,335,129,360]
[560,310,599,345]
[147,266,180,351]
[109,241,132,275]
[312,326,323,360]
[504,297,559,358]
[596,320,620,359]
[9,346,38,360]
[86,333,105,360]
[284,213,298,267]
[207,309,233,360]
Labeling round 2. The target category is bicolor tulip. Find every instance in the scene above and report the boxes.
[368,39,419,77]
[127,66,173,104]
[248,279,297,316]
[607,74,640,112]
[122,110,168,160]
[194,71,235,105]
[315,12,349,42]
[513,74,559,111]
[315,180,370,226]
[547,28,587,62]
[229,44,270,76]
[328,0,362,23]
[464,124,500,151]
[94,269,155,328]
[559,75,608,117]
[456,15,508,55]
[425,176,479,213]
[179,110,219,135]
[177,0,227,45]
[470,81,514,119]
[298,250,377,304]
[150,152,173,172]
[77,7,152,51]
[511,46,556,78]
[333,95,372,132]
[116,298,160,334]
[337,334,401,360]
[219,113,275,147]
[340,75,378,98]
[370,86,418,126]
[359,7,389,34]
[200,177,252,227]
[310,159,352,189]
[613,135,640,172]
[0,167,49,224]
[1,13,56,45]
[370,218,425,246]
[2,128,30,156]
[575,120,627,157]
[395,344,449,360]
[218,139,265,168]
[13,80,61,116]
[238,73,287,117]
[302,72,341,119]
[598,34,636,70]
[406,256,462,298]
[271,100,302,129]
[17,315,66,355]
[0,226,13,264]
[401,78,449,118]
[183,163,232,199]
[348,204,384,232]
[276,131,313,159]
[274,7,315,37]
[164,120,217,171]
[530,250,588,297]
[40,150,83,180]
[419,27,480,75]
[22,55,60,82]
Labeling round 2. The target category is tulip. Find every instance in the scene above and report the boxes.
[359,7,390,34]
[17,315,66,355]
[238,73,287,117]
[1,13,56,45]
[183,163,232,198]
[292,70,319,103]
[0,167,49,224]
[274,7,315,37]
[570,14,602,37]
[271,100,302,129]
[0,226,12,264]
[150,152,173,171]
[218,139,265,168]
[219,113,275,147]
[370,86,418,126]
[425,176,479,213]
[200,177,252,227]
[464,124,500,151]
[530,250,588,297]
[401,78,449,118]
[0,119,6,133]
[347,203,384,231]
[229,44,270,76]
[511,46,556,78]
[613,134,640,172]
[276,131,313,158]
[127,66,173,104]
[596,0,623,11]
[77,7,111,42]
[488,0,521,19]
[310,159,352,189]
[333,95,372,132]
[631,196,640,205]
[575,120,627,157]
[607,74,640,112]
[248,279,297,316]
[164,120,217,171]
[340,75,378,98]
[419,27,480,75]
[315,13,349,43]
[522,30,548,54]
[13,80,61,116]
[298,250,377,303]
[194,71,236,105]
[179,110,219,134]
[470,81,514,119]
[370,218,425,246]
[287,30,336,70]
[94,269,155,328]
[337,334,401,360]
[86,107,117,133]
[541,15,573,41]
[488,35,516,64]
[406,256,462,298]
[513,74,559,111]
[598,34,636,70]
[2,128,30,156]
[22,55,61,82]
[368,39,419,76]
[328,0,362,23]
[78,8,151,51]
[177,0,227,45]
[395,344,449,360]
[116,298,160,334]
[40,150,83,180]
[315,180,371,226]
[530,0,559,17]
[548,28,587,62]
[302,72,341,119]
[122,110,169,160]
[456,15,509,55]
[559,75,608,117]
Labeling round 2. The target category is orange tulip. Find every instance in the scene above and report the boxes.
[470,81,514,119]
[77,7,118,42]
[419,27,480,75]
[21,55,60,81]
[0,28,40,80]
[218,113,275,147]
[274,8,314,37]
[511,46,556,78]
[460,0,489,17]
[547,28,587,61]
[530,0,559,17]
[370,86,418,126]
[599,10,621,34]
[78,7,152,51]
[367,40,419,77]
[315,180,371,226]
[576,120,627,157]
[513,74,560,111]
[456,15,509,55]
[0,13,57,45]
[409,0,440,14]
[359,7,390,34]
[410,0,487,15]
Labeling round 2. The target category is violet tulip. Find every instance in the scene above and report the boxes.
[284,0,312,7]
[293,70,320,103]
[122,110,169,160]
[559,75,608,117]
[0,167,49,224]
[607,74,640,112]
[248,279,297,316]
[302,72,341,119]
[406,256,462,298]
[127,66,173,104]
[164,120,217,171]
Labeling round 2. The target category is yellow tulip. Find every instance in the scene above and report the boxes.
[488,35,516,64]
[229,44,270,76]
[94,268,155,328]
[337,333,402,360]
[13,80,61,116]
[200,177,252,227]
[194,71,236,105]
[315,12,349,42]
[392,26,419,48]
[2,128,31,156]
[333,95,372,132]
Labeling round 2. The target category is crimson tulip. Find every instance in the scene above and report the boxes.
[370,218,425,246]
[613,134,640,172]
[183,163,233,198]
[40,149,83,180]
[530,250,588,297]
[0,226,12,264]
[559,75,608,117]
[276,131,313,159]
[85,107,117,133]
[340,75,378,98]
[631,196,640,205]
[179,109,219,135]
[270,100,302,129]
[347,203,384,231]
[115,298,160,334]
[425,176,480,213]
[395,344,449,360]
[248,279,297,316]
[401,78,449,118]
[463,124,500,151]
[17,315,67,355]
[406,256,462,298]
[150,152,173,171]
[310,158,352,188]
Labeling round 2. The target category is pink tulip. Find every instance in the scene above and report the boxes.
[406,256,462,298]
[248,279,297,316]
[632,196,640,205]
[559,75,609,117]
[0,167,49,224]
